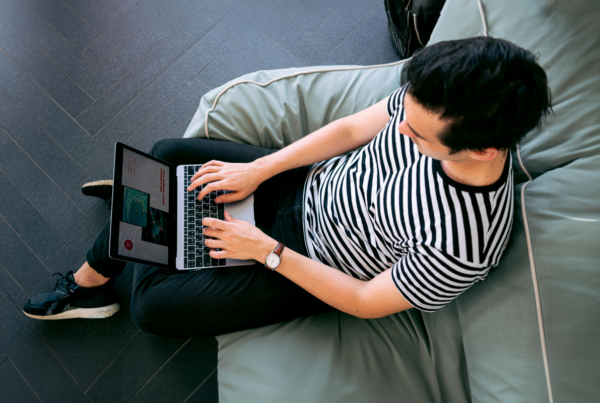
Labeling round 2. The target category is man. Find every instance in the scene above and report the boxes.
[23,37,551,336]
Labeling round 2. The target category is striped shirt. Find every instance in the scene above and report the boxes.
[302,85,514,312]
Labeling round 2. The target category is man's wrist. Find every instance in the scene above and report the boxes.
[251,154,285,183]
[255,238,279,264]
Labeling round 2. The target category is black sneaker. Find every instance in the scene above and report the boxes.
[23,271,120,320]
[81,180,113,201]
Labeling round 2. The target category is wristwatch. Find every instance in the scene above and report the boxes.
[265,242,285,271]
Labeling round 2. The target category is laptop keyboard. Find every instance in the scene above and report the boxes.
[183,165,227,269]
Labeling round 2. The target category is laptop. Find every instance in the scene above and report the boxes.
[109,142,256,270]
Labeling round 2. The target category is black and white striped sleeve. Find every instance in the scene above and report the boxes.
[390,174,514,313]
[391,246,495,312]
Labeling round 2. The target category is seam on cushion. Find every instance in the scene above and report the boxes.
[204,59,411,139]
[476,0,489,36]
[516,144,554,403]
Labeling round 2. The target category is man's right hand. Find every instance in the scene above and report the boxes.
[187,160,266,204]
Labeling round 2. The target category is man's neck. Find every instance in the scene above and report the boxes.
[440,149,508,187]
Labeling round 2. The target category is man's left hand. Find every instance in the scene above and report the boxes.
[202,212,277,263]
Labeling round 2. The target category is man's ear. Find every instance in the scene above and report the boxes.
[467,147,499,161]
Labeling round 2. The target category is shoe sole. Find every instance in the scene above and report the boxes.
[82,180,113,188]
[22,303,120,320]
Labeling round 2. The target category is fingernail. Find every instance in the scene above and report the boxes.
[216,198,221,203]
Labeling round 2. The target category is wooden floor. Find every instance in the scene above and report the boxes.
[0,0,398,402]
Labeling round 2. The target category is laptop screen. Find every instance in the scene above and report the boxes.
[110,144,174,267]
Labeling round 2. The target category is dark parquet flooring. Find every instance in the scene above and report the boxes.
[0,0,398,402]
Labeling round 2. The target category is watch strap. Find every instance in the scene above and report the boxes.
[273,242,284,258]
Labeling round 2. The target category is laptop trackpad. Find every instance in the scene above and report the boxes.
[224,193,255,225]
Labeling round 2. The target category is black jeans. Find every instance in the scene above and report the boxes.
[86,139,332,337]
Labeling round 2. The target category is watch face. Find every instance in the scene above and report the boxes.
[266,253,280,268]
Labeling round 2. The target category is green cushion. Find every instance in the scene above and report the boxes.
[184,0,600,401]
[218,308,470,403]
[183,62,407,147]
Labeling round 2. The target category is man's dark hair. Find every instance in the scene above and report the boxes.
[402,36,552,153]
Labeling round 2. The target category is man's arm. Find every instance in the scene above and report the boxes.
[252,96,390,181]
[254,239,413,319]
[189,96,390,202]
[204,209,412,318]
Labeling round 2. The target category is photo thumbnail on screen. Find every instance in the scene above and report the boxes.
[122,186,148,228]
